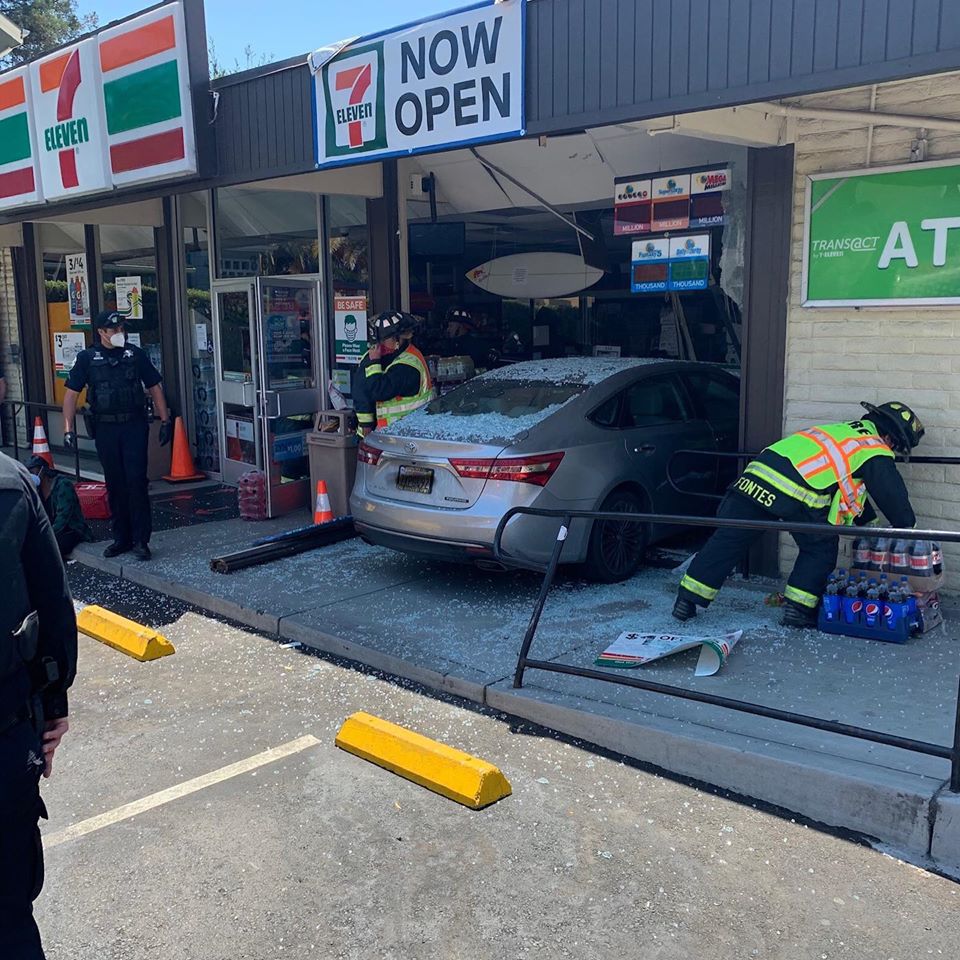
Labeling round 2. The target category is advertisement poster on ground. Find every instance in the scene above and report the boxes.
[596,630,743,676]
[53,331,86,378]
[334,296,367,364]
[114,276,143,320]
[309,0,523,167]
[804,160,960,306]
[66,252,90,325]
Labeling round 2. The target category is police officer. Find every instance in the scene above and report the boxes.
[352,311,435,437]
[0,451,77,959]
[62,311,172,561]
[673,401,924,628]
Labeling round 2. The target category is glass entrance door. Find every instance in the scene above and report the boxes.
[211,276,324,515]
[256,278,321,516]
[213,281,259,487]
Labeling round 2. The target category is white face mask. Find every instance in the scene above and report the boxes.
[30,472,41,488]
[108,331,126,348]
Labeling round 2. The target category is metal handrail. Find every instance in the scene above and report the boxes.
[665,448,960,502]
[0,400,83,480]
[492,505,960,793]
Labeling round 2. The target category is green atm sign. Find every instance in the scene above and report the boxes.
[803,161,960,306]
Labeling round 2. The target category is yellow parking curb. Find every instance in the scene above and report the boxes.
[76,605,176,662]
[335,711,511,809]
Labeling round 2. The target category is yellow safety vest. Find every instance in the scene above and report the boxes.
[372,345,436,429]
[743,421,894,525]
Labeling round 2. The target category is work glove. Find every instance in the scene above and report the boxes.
[63,430,76,449]
[158,420,173,446]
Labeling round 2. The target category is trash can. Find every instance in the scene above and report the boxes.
[307,411,358,518]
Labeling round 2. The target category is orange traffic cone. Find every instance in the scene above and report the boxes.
[32,417,54,468]
[314,480,333,524]
[163,417,205,482]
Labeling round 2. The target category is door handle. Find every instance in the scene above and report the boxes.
[635,444,656,454]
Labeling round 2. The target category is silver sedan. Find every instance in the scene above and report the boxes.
[351,358,740,581]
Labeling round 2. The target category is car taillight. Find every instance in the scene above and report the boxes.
[358,440,382,465]
[449,452,564,486]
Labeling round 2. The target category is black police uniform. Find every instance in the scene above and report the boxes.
[0,452,77,959]
[66,343,162,548]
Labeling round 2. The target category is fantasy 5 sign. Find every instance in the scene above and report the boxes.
[0,1,197,211]
[804,161,960,306]
[309,0,524,167]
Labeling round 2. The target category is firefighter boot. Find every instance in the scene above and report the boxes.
[781,599,818,629]
[672,596,698,622]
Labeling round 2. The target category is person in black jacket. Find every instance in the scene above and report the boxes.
[673,401,923,628]
[352,312,435,437]
[0,451,77,960]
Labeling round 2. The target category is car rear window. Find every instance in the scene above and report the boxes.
[383,378,586,443]
[428,379,585,418]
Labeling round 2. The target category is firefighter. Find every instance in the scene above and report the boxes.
[352,311,435,438]
[673,401,924,628]
[0,451,77,959]
[62,311,172,561]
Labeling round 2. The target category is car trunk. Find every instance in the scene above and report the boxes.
[365,434,510,509]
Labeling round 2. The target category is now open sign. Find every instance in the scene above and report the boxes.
[310,0,524,167]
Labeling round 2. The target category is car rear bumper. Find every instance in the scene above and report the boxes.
[354,521,496,563]
[350,488,595,567]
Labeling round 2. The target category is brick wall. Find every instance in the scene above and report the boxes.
[781,73,960,588]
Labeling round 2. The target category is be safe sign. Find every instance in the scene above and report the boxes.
[309,0,524,167]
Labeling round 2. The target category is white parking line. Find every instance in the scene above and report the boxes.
[43,734,321,850]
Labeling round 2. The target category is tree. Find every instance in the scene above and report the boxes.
[208,39,272,80]
[0,0,97,67]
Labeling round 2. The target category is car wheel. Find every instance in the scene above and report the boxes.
[583,488,648,583]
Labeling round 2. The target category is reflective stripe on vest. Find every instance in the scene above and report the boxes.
[764,422,894,525]
[796,428,888,521]
[375,346,436,429]
[741,461,832,510]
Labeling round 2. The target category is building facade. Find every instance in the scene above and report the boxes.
[1,0,959,575]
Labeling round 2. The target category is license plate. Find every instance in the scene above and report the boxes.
[397,465,434,494]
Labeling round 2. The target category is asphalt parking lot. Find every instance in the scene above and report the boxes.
[33,566,960,959]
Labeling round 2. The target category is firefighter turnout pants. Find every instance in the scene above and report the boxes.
[678,489,839,611]
[0,720,47,959]
[95,418,152,547]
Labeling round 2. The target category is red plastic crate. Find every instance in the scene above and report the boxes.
[76,482,111,520]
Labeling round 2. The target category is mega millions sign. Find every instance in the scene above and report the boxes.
[310,0,524,167]
[0,1,198,211]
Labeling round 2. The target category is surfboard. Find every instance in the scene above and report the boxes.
[466,252,603,299]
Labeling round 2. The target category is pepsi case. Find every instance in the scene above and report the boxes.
[882,601,901,631]
[864,589,881,628]
[822,584,841,622]
[844,593,862,625]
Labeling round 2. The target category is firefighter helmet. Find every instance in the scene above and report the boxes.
[368,310,419,344]
[861,400,925,454]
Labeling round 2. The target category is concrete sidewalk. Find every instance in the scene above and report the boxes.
[72,515,960,875]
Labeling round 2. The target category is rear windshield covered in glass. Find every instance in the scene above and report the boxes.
[384,378,586,443]
[429,379,585,418]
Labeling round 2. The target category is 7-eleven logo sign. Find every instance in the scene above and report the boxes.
[30,38,110,201]
[323,44,386,158]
